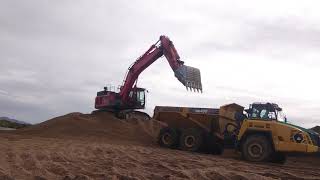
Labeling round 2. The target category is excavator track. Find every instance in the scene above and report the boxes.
[92,109,150,120]
[117,110,151,120]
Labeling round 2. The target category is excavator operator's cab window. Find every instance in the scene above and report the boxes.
[129,88,145,108]
[137,90,145,106]
[128,88,145,108]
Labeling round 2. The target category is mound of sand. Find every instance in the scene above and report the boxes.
[15,112,165,145]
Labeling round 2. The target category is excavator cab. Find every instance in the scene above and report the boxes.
[95,87,146,110]
[128,87,146,109]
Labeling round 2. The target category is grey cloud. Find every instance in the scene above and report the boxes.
[0,94,53,123]
[247,18,320,47]
[194,17,320,62]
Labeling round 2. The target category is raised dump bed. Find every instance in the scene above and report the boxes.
[153,103,244,154]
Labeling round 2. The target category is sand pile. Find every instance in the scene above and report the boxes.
[0,112,320,179]
[15,111,165,145]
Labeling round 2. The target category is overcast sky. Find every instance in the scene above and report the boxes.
[1,0,320,127]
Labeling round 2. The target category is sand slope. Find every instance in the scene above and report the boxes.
[0,112,319,180]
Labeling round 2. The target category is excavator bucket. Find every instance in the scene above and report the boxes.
[174,65,202,92]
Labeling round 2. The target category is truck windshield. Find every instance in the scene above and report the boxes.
[277,110,286,122]
[250,106,276,120]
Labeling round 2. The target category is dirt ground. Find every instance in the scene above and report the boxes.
[0,112,319,180]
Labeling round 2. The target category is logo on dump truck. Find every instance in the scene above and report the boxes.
[154,106,219,115]
[193,109,208,113]
[189,108,219,115]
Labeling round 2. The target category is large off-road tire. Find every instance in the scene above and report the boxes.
[210,142,224,155]
[241,135,273,162]
[205,134,224,155]
[270,152,287,164]
[158,127,179,149]
[179,128,204,152]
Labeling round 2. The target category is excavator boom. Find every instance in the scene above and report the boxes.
[160,36,202,92]
[120,36,202,102]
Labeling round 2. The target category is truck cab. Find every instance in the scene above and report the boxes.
[246,103,285,122]
[237,102,319,163]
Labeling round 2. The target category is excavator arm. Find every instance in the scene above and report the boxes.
[119,35,202,102]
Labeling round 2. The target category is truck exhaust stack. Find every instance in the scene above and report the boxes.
[174,65,202,92]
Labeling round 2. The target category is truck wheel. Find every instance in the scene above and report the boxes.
[179,129,204,152]
[206,134,224,155]
[158,127,179,149]
[241,135,273,162]
[270,152,286,164]
[211,143,224,155]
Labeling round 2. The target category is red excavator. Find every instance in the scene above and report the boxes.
[94,35,202,119]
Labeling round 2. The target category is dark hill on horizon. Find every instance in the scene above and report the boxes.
[0,117,31,129]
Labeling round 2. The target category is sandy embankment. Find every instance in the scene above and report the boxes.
[0,112,319,180]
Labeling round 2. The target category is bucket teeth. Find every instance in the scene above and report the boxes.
[175,65,202,93]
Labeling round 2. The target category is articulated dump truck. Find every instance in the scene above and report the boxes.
[154,103,320,163]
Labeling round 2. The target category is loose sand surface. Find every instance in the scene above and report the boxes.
[0,112,319,180]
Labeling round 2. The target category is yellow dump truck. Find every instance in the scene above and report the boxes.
[154,102,319,163]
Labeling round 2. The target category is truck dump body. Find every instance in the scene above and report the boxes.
[153,106,220,134]
[153,103,244,138]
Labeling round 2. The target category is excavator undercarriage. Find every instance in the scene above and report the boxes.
[93,109,151,120]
